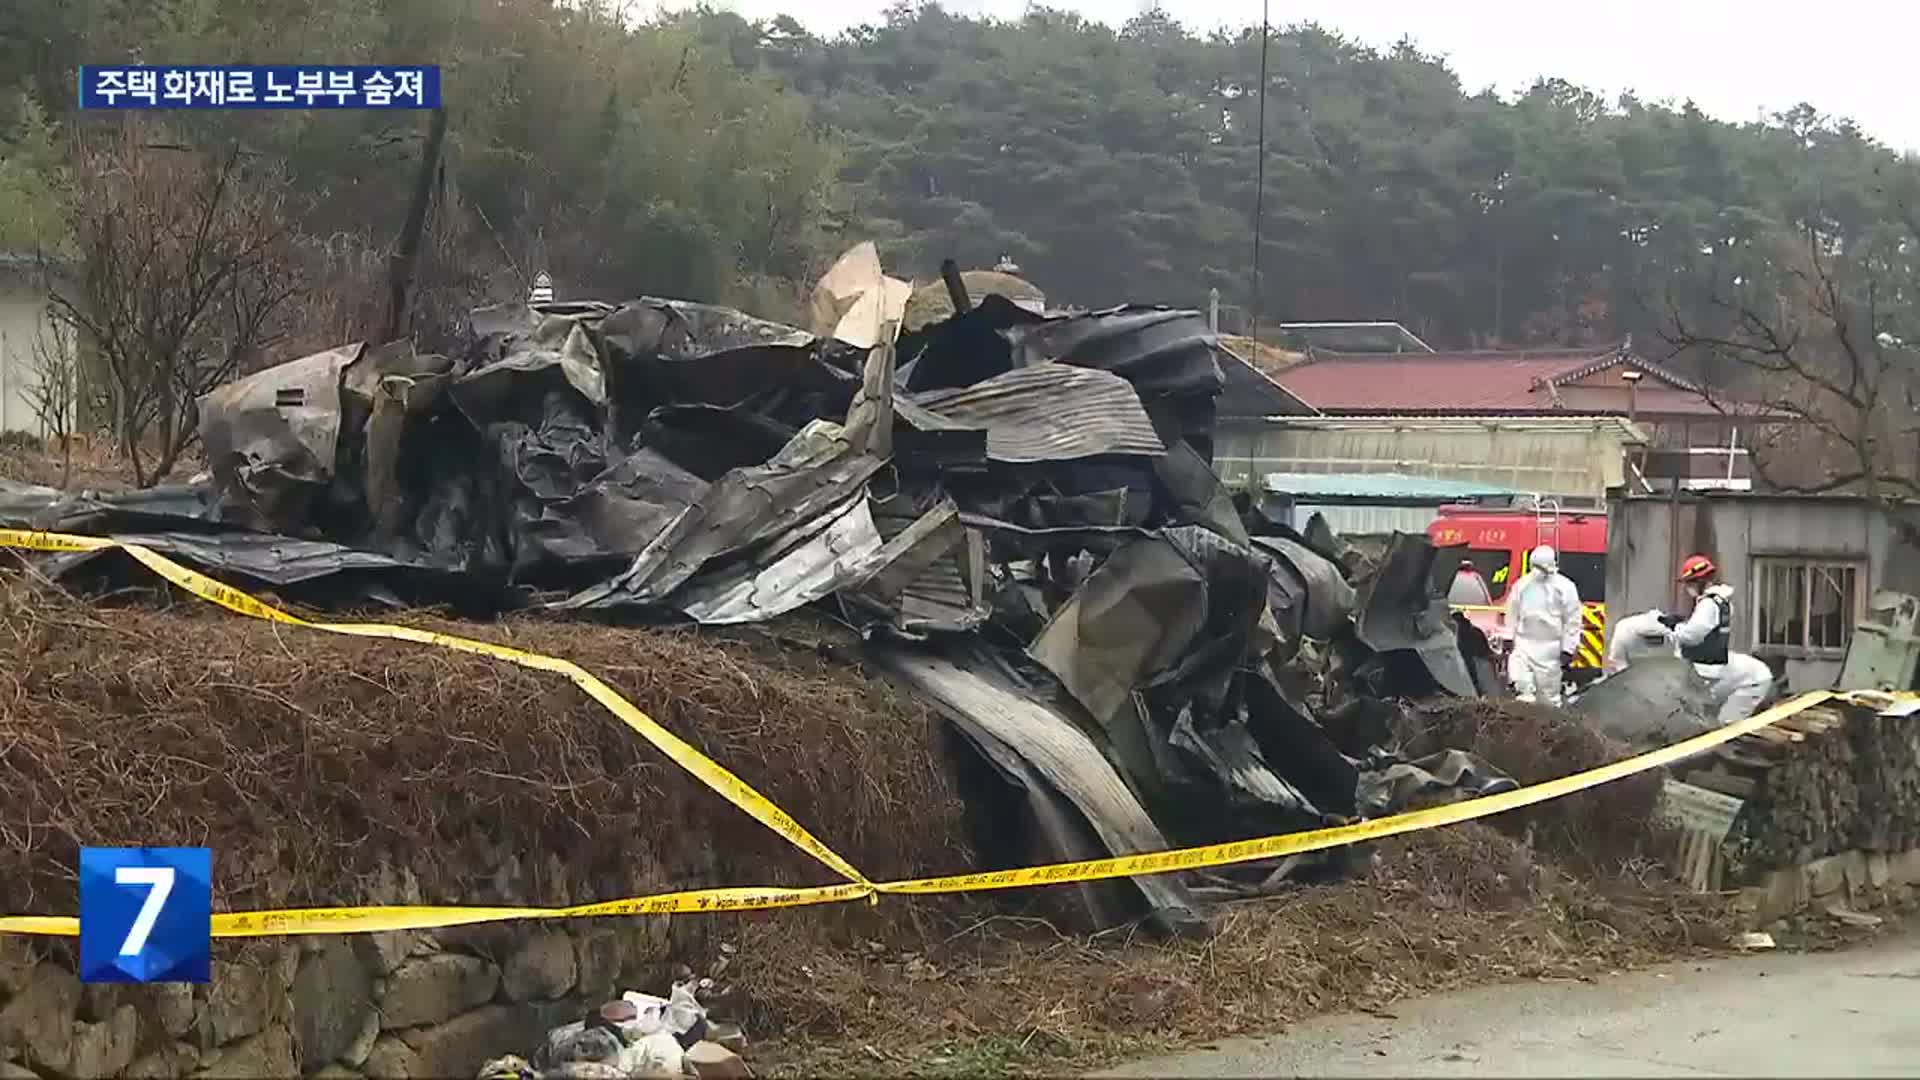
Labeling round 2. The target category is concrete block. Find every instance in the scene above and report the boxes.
[1839,851,1873,899]
[1868,852,1893,891]
[1755,866,1809,924]
[1803,854,1847,900]
[1889,849,1920,887]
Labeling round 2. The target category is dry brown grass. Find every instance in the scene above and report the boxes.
[1396,698,1668,878]
[0,576,969,918]
[738,824,1730,1076]
[0,437,202,492]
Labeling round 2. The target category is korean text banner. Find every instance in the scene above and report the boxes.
[79,66,440,110]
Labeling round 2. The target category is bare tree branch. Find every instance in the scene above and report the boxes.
[49,124,305,488]
[1660,210,1920,542]
[21,312,79,488]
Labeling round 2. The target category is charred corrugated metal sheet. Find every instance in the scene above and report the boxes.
[908,363,1165,463]
[1219,353,1317,419]
[869,645,1207,938]
[1001,305,1226,455]
[0,481,215,532]
[897,298,1238,459]
[887,547,988,633]
[841,498,990,636]
[1001,307,1220,398]
[24,530,413,583]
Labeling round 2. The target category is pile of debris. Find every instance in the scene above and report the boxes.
[0,244,1520,933]
[481,969,751,1080]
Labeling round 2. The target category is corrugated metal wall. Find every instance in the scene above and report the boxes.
[1290,504,1437,537]
[1215,418,1628,501]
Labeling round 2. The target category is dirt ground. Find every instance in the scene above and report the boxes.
[737,823,1729,1077]
[1100,915,1920,1078]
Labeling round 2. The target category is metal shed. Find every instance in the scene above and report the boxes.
[1605,491,1920,690]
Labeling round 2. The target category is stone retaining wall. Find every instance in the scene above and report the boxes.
[0,870,676,1079]
[1736,847,1920,926]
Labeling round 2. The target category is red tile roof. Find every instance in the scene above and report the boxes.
[1272,345,1720,416]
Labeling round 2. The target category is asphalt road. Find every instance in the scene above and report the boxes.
[1101,926,1920,1077]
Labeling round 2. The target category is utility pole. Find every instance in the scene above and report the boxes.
[1249,0,1271,345]
[384,106,450,343]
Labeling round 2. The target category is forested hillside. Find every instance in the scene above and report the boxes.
[2,0,1915,350]
[717,3,1916,349]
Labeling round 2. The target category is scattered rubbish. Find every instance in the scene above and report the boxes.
[2,243,1522,935]
[509,976,751,1080]
[478,1055,539,1080]
[1734,931,1777,951]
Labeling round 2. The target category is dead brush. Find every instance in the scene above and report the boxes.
[0,576,970,918]
[1397,697,1665,877]
[736,824,1733,1077]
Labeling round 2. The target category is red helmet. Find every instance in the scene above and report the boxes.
[1678,554,1717,583]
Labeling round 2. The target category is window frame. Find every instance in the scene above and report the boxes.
[1749,555,1866,658]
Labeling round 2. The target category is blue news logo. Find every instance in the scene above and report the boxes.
[79,65,440,110]
[79,847,212,984]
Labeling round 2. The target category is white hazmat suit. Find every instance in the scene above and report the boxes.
[1605,609,1676,672]
[1671,584,1775,725]
[1503,546,1583,706]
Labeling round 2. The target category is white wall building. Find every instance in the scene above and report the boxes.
[0,254,71,438]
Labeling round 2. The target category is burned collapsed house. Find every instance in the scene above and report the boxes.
[0,244,1516,934]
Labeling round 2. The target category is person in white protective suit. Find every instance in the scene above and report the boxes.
[1604,608,1676,673]
[1658,554,1776,725]
[1504,544,1583,705]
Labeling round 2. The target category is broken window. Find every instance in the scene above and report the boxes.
[1753,557,1862,653]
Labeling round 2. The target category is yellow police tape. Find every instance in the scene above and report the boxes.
[0,528,1842,938]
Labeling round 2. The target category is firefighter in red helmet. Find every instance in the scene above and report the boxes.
[1658,554,1775,725]
[1677,554,1717,586]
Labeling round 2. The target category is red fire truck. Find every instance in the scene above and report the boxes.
[1426,503,1608,680]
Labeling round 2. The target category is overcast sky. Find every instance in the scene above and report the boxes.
[659,0,1920,152]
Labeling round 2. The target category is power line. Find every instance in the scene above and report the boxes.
[1249,0,1271,344]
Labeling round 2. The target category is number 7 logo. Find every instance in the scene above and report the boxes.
[80,847,211,984]
[115,865,175,957]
